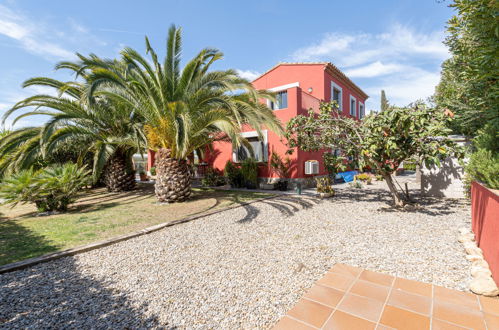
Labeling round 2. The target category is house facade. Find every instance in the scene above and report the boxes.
[206,62,368,185]
[147,62,368,185]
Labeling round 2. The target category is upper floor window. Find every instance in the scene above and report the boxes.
[350,95,357,117]
[269,91,288,110]
[359,102,365,119]
[331,82,343,111]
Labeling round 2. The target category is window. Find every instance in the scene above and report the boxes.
[269,91,288,110]
[331,82,343,111]
[350,95,357,117]
[235,137,265,162]
[359,102,365,119]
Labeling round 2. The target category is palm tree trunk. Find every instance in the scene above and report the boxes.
[154,148,192,203]
[104,150,136,192]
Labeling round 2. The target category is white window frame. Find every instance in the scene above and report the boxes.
[268,90,288,110]
[331,81,343,111]
[232,130,268,162]
[268,82,299,92]
[359,102,365,119]
[349,95,357,117]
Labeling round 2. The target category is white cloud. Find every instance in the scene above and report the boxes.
[236,69,261,81]
[0,4,76,60]
[290,23,449,111]
[344,61,405,78]
[292,24,449,66]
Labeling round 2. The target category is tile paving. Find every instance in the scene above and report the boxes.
[274,264,499,329]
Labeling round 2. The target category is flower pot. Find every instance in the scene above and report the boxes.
[139,173,148,181]
[319,192,334,198]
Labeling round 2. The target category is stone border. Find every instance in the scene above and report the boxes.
[0,194,280,275]
[458,227,499,297]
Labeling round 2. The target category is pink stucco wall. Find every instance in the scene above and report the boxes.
[471,181,499,285]
[208,63,368,179]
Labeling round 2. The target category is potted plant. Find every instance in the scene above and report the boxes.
[139,170,148,181]
[270,151,291,191]
[224,160,245,188]
[316,177,335,198]
[241,158,258,189]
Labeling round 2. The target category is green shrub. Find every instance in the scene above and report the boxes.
[270,151,291,178]
[316,177,334,195]
[149,166,156,176]
[375,174,384,181]
[224,161,244,188]
[0,163,90,212]
[201,168,226,187]
[464,149,499,192]
[355,173,373,184]
[349,181,363,189]
[241,158,258,188]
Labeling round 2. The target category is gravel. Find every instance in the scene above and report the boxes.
[0,179,471,329]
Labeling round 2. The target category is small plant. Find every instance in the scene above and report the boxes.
[349,181,363,189]
[316,177,335,196]
[224,161,245,188]
[241,158,258,189]
[0,163,90,212]
[149,167,156,176]
[270,152,291,191]
[355,173,373,184]
[375,174,384,181]
[201,168,226,187]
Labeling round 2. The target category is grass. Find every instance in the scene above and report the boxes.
[0,183,273,266]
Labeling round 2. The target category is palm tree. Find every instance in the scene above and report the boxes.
[80,25,283,202]
[1,64,146,191]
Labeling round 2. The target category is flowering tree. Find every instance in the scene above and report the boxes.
[285,101,462,206]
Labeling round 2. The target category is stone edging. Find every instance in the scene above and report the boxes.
[458,227,499,297]
[0,194,280,275]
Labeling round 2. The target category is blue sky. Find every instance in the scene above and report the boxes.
[0,0,454,128]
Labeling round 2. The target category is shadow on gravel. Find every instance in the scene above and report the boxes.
[334,185,465,216]
[0,258,160,328]
[236,195,324,223]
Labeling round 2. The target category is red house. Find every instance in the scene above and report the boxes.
[208,62,368,186]
[148,62,368,187]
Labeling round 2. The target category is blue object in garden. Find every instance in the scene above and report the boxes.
[338,171,358,183]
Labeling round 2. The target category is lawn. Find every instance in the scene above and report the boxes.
[0,183,273,266]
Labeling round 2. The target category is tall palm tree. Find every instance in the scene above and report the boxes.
[80,25,283,202]
[1,64,146,191]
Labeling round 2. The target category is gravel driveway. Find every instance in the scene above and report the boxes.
[0,181,471,329]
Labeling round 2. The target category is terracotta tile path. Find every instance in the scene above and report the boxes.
[273,264,499,330]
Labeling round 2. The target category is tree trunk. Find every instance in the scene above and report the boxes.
[154,148,191,203]
[104,150,136,192]
[382,173,405,207]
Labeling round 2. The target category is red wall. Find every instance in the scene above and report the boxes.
[471,181,499,285]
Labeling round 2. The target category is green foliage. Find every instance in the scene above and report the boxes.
[0,163,90,212]
[375,174,384,181]
[316,177,334,195]
[270,151,291,178]
[323,153,346,177]
[434,0,499,135]
[349,181,363,189]
[355,173,373,184]
[149,167,156,176]
[77,25,283,161]
[286,101,462,205]
[201,168,226,187]
[380,90,389,112]
[241,158,258,188]
[224,161,244,188]
[464,148,499,192]
[0,66,145,184]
